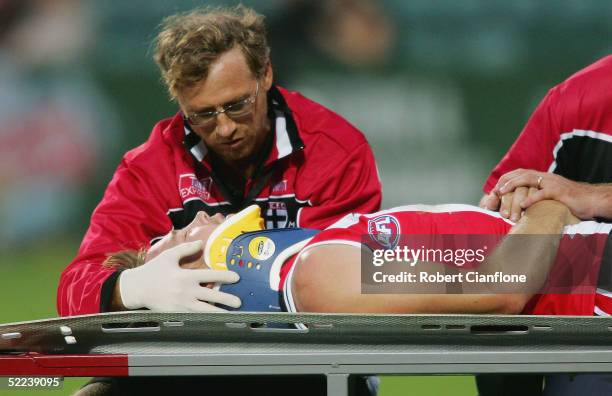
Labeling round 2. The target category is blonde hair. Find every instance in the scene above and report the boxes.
[154,5,270,99]
[103,250,146,270]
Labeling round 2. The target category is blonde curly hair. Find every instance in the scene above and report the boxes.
[154,5,270,100]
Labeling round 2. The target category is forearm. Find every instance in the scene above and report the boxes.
[57,263,119,316]
[465,200,568,297]
[57,160,175,315]
[592,183,612,219]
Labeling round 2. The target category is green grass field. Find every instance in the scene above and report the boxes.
[0,241,477,395]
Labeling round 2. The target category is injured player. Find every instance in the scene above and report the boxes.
[107,200,611,316]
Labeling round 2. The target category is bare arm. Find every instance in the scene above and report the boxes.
[292,200,574,314]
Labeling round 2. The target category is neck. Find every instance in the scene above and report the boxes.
[228,160,257,181]
[212,157,253,187]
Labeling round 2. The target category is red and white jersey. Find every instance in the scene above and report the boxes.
[301,204,514,246]
[283,204,612,316]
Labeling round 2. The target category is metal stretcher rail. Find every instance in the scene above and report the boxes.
[1,312,612,395]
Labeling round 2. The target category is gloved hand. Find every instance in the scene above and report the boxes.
[119,241,241,312]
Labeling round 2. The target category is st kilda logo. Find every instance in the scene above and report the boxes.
[367,214,401,249]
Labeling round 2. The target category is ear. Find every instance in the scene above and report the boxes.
[263,61,273,90]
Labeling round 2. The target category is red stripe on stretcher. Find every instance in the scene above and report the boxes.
[0,353,129,376]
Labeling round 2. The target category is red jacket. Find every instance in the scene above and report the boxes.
[57,86,381,316]
[484,55,612,194]
[483,55,612,316]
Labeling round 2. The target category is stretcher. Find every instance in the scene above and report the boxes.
[1,312,612,395]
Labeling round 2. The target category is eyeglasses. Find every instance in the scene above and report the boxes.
[183,81,260,129]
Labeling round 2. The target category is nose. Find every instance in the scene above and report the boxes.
[209,213,226,225]
[215,113,237,138]
[194,211,211,224]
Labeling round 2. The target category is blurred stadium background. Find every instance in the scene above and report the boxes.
[1,0,611,394]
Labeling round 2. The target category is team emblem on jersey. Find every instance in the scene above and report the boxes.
[266,201,288,228]
[178,174,212,202]
[367,214,401,249]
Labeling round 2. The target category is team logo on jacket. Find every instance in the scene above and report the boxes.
[272,179,288,193]
[179,174,212,202]
[266,201,288,228]
[368,215,401,249]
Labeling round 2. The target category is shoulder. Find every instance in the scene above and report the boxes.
[544,55,612,134]
[561,55,612,88]
[277,86,370,154]
[121,113,188,172]
[549,56,612,124]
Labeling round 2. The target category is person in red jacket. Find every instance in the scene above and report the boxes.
[481,55,612,223]
[57,5,381,319]
[479,56,612,396]
[69,5,381,396]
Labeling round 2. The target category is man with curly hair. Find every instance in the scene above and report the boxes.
[68,5,381,395]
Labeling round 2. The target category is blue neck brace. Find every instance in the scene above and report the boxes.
[219,228,319,312]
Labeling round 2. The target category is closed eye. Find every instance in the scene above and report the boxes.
[225,99,249,112]
[192,108,216,118]
[190,95,250,116]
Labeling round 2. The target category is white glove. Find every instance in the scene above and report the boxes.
[119,241,241,312]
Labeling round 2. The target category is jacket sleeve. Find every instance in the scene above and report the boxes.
[56,159,173,316]
[483,88,561,193]
[297,141,382,229]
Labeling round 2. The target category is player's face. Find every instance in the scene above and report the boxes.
[178,47,274,167]
[146,212,223,269]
